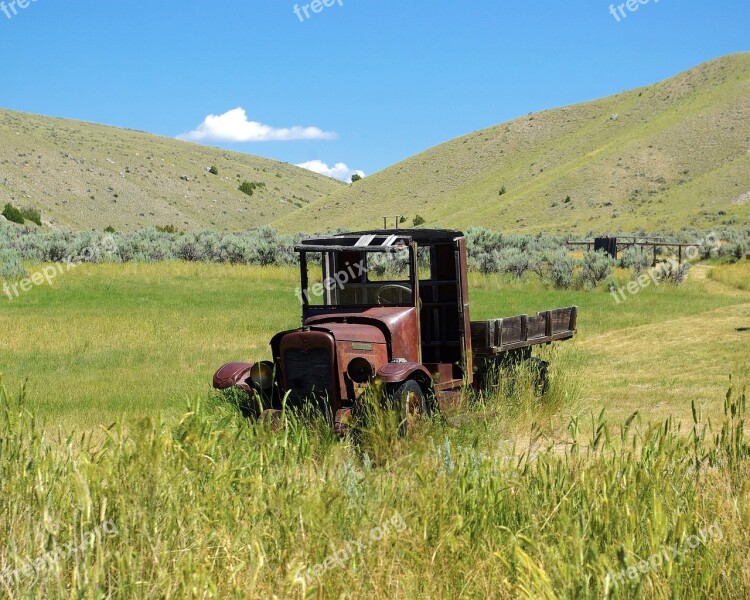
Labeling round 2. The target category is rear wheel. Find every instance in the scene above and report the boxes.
[527,357,550,395]
[474,353,549,397]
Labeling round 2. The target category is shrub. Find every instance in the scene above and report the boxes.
[718,242,747,263]
[465,228,503,260]
[620,246,652,272]
[498,186,506,196]
[498,248,534,279]
[239,181,256,196]
[175,235,202,262]
[20,206,42,226]
[117,228,175,262]
[699,241,720,260]
[0,249,28,280]
[2,203,24,225]
[578,250,614,288]
[472,251,502,275]
[656,260,691,285]
[351,174,362,183]
[735,242,748,261]
[0,226,742,278]
[209,166,219,175]
[250,240,280,267]
[413,215,425,227]
[548,255,578,289]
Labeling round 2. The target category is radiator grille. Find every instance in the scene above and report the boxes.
[284,348,334,403]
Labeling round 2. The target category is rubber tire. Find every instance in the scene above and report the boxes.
[527,357,550,396]
[390,379,427,437]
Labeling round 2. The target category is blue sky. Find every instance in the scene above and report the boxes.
[1,0,748,180]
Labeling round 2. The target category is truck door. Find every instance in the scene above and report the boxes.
[455,237,473,380]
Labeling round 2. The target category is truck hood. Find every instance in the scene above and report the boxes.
[303,307,420,363]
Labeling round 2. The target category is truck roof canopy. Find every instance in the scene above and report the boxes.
[296,229,465,252]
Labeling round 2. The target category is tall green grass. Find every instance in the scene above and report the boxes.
[1,375,748,598]
[708,262,750,291]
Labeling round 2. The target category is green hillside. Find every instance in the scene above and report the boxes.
[275,53,750,234]
[0,109,343,231]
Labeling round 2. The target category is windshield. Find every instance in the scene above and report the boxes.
[298,248,415,308]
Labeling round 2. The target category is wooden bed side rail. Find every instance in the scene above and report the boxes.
[470,306,578,353]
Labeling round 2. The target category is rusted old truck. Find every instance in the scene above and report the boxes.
[213,230,577,433]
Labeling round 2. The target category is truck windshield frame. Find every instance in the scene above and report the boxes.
[298,243,419,310]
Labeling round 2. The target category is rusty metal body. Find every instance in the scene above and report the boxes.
[213,229,577,429]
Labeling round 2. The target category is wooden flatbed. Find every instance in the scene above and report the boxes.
[470,306,578,356]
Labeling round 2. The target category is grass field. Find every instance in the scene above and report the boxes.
[1,260,749,598]
[2,261,748,429]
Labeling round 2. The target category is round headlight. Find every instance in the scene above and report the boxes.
[250,362,274,390]
[347,357,374,384]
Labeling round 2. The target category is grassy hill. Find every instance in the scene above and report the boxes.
[0,109,343,231]
[275,53,750,234]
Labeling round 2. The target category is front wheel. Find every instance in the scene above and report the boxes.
[389,380,428,437]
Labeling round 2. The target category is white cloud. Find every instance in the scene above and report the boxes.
[177,107,336,143]
[296,160,365,183]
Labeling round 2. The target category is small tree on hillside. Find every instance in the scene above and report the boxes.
[21,206,42,226]
[2,203,24,225]
[239,181,256,196]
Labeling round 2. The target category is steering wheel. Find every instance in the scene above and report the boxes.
[376,284,414,306]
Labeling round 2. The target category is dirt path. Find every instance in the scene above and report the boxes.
[691,263,748,297]
[691,263,713,280]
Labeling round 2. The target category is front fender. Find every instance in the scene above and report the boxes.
[213,362,254,391]
[377,362,432,386]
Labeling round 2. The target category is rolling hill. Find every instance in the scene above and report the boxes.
[0,109,343,231]
[275,53,750,234]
